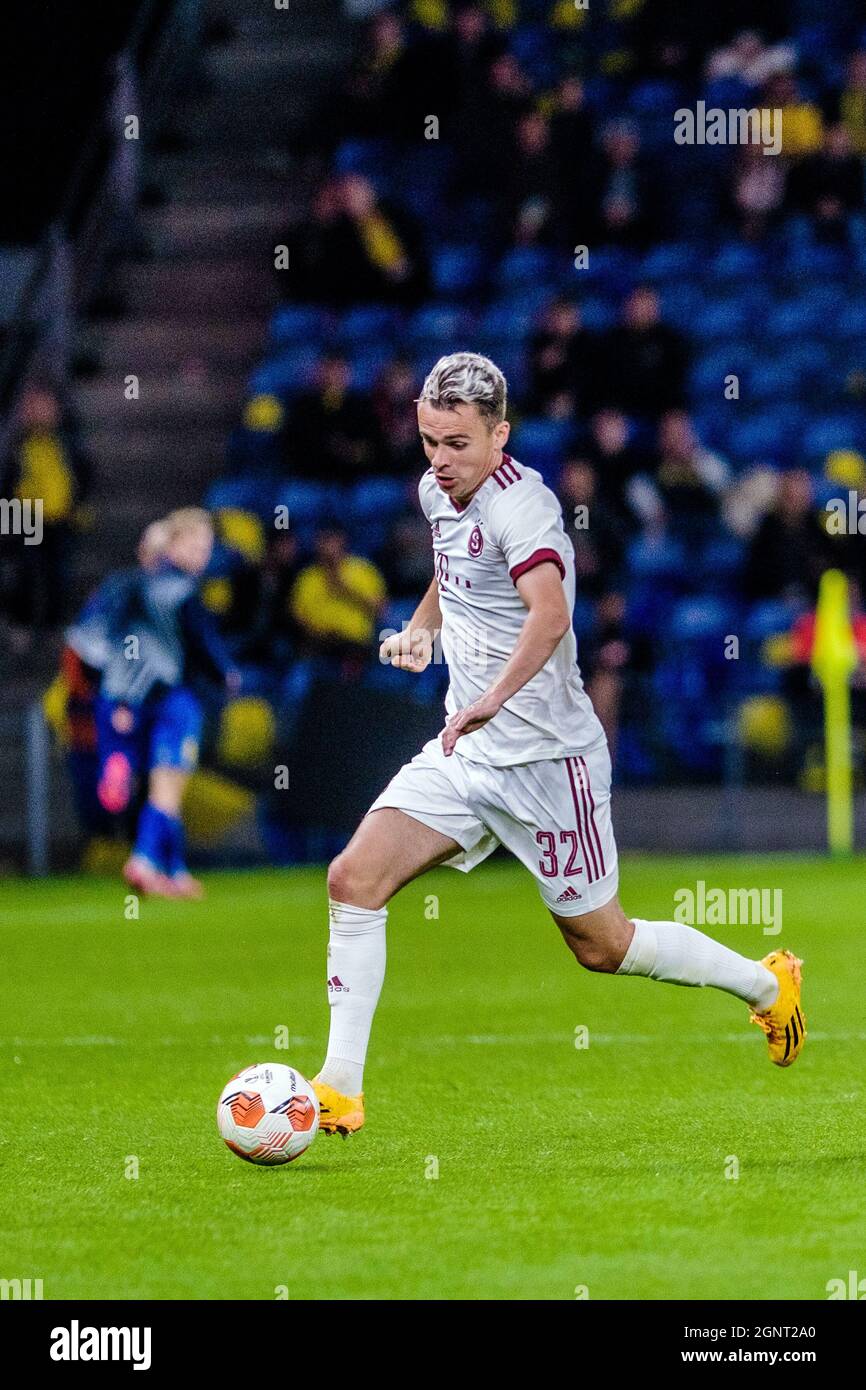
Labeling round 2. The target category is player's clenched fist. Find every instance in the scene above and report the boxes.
[379,626,434,672]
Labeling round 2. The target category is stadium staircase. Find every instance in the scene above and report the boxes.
[0,0,352,866]
[71,0,352,595]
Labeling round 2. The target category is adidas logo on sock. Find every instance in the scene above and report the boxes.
[327,976,349,992]
[555,885,582,903]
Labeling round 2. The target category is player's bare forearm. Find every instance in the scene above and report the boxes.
[409,577,442,638]
[486,603,569,708]
[441,562,570,755]
[379,577,441,672]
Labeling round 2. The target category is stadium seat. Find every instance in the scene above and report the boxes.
[336,305,401,347]
[495,245,555,289]
[407,303,476,350]
[508,417,574,484]
[704,241,767,284]
[206,477,272,516]
[214,508,265,564]
[270,305,330,347]
[800,413,865,461]
[249,349,314,396]
[431,245,486,298]
[640,242,700,284]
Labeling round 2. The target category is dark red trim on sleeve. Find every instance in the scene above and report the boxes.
[509,548,566,585]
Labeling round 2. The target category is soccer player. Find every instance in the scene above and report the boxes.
[311,353,806,1135]
[67,508,239,898]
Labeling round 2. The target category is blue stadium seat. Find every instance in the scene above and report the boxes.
[333,137,392,179]
[704,241,766,284]
[786,242,850,281]
[249,350,314,397]
[273,480,330,526]
[660,283,705,331]
[477,300,537,342]
[579,245,638,297]
[508,417,574,484]
[336,305,401,347]
[270,305,330,347]
[727,411,796,465]
[407,303,476,349]
[431,245,486,298]
[690,349,752,400]
[346,476,407,521]
[495,245,555,289]
[206,478,273,516]
[692,299,754,340]
[744,598,804,642]
[747,359,801,401]
[800,413,865,460]
[640,242,700,284]
[835,302,866,339]
[346,346,393,391]
[763,299,822,339]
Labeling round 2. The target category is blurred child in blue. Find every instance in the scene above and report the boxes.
[66,508,240,898]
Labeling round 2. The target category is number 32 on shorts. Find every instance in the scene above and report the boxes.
[535,830,583,879]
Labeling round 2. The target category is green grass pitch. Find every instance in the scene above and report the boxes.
[1,854,864,1301]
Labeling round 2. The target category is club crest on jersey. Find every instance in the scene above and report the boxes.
[468,524,484,557]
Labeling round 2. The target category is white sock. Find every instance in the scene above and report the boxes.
[617,918,779,1010]
[318,900,386,1095]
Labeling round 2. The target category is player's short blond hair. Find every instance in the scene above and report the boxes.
[418,352,507,427]
[163,507,213,542]
[137,519,170,570]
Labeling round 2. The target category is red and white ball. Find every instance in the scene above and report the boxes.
[217,1063,319,1166]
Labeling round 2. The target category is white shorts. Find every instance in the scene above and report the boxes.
[367,736,619,916]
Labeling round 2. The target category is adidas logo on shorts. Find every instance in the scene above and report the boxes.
[555,885,582,904]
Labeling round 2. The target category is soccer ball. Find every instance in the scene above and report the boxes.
[217,1063,319,1166]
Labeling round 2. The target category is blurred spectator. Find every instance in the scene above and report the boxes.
[453,51,532,199]
[730,141,786,239]
[507,111,563,245]
[651,409,731,533]
[527,298,592,417]
[594,287,688,420]
[1,384,92,637]
[786,123,863,223]
[744,469,830,602]
[286,355,387,484]
[372,358,421,475]
[581,592,633,762]
[223,531,303,669]
[584,409,652,525]
[558,457,628,597]
[291,525,387,666]
[590,119,658,249]
[550,76,595,207]
[705,29,795,89]
[767,72,823,157]
[839,49,866,156]
[377,509,433,599]
[722,465,780,539]
[290,174,428,307]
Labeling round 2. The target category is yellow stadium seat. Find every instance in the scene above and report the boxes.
[242,393,284,433]
[737,695,792,758]
[218,697,276,768]
[216,508,265,563]
[182,769,256,845]
[201,577,233,615]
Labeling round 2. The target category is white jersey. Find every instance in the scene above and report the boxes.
[418,453,605,766]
